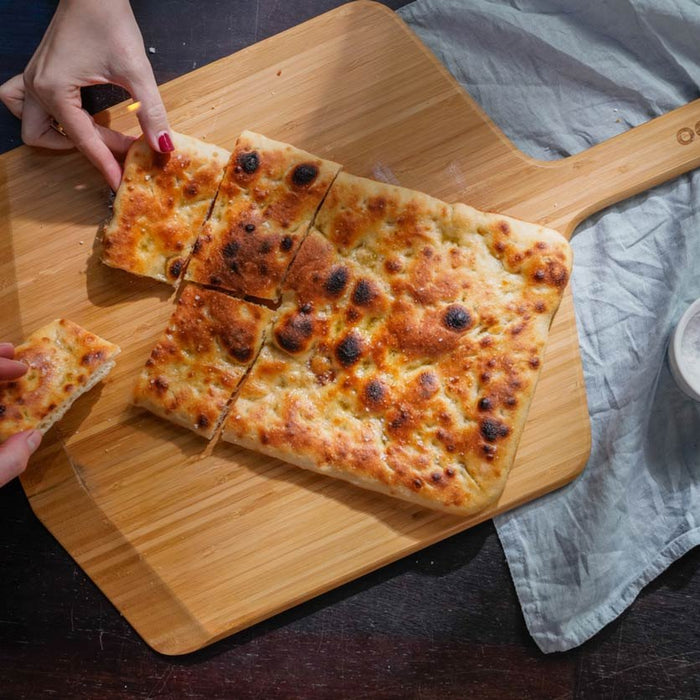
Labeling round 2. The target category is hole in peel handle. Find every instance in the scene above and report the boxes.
[519,99,700,239]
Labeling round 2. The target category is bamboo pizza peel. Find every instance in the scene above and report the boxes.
[1,2,699,654]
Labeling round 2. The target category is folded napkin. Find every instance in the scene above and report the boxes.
[399,0,700,652]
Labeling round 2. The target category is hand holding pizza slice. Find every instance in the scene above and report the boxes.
[0,342,41,486]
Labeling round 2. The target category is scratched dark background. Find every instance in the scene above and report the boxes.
[1,1,699,698]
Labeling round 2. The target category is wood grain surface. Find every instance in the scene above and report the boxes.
[1,0,699,697]
[0,2,597,654]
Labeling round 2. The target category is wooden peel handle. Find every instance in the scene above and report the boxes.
[523,99,700,238]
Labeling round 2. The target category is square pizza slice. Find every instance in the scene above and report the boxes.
[0,319,120,440]
[101,132,230,284]
[222,173,572,516]
[133,284,272,438]
[184,131,341,301]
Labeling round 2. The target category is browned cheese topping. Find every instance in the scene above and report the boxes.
[133,285,272,438]
[101,133,230,284]
[184,131,341,301]
[222,172,572,515]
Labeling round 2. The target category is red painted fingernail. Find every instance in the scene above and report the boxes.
[158,132,174,152]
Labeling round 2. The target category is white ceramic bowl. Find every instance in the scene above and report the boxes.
[668,297,700,402]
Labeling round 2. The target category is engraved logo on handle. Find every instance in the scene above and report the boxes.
[676,121,700,145]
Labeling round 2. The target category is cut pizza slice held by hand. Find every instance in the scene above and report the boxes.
[0,319,120,441]
[101,133,230,285]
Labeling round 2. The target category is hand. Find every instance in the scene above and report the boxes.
[0,343,41,487]
[0,0,173,191]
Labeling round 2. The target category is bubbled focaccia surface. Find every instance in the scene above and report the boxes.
[133,285,272,439]
[223,173,572,515]
[101,133,230,284]
[184,131,341,300]
[0,319,120,441]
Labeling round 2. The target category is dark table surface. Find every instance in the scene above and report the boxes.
[1,1,699,698]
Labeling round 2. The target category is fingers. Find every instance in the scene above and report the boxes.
[0,356,27,381]
[5,70,137,188]
[127,65,173,153]
[0,74,25,119]
[96,124,136,160]
[10,76,129,189]
[0,343,15,359]
[0,430,42,487]
[20,91,74,150]
[50,99,123,190]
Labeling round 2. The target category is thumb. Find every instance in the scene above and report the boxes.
[0,430,42,487]
[126,63,173,154]
[0,74,25,120]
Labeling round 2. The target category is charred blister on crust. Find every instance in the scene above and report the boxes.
[363,378,388,409]
[335,331,363,367]
[417,371,439,400]
[478,397,492,411]
[351,279,378,306]
[223,240,240,258]
[235,151,260,175]
[291,163,319,187]
[80,350,104,367]
[222,334,255,363]
[384,258,403,274]
[324,266,349,297]
[480,418,510,442]
[150,376,169,395]
[167,258,184,280]
[280,235,294,252]
[183,182,199,198]
[443,305,473,332]
[274,312,314,355]
[387,404,415,434]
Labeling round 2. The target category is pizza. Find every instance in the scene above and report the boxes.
[0,319,120,441]
[184,131,341,301]
[133,284,272,438]
[220,172,572,515]
[101,132,230,284]
[108,129,571,516]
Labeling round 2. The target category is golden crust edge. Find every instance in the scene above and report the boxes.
[221,430,501,517]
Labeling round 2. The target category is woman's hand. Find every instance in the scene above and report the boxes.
[0,0,173,191]
[0,344,41,487]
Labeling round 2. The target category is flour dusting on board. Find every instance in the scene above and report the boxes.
[371,162,400,185]
[446,161,467,192]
